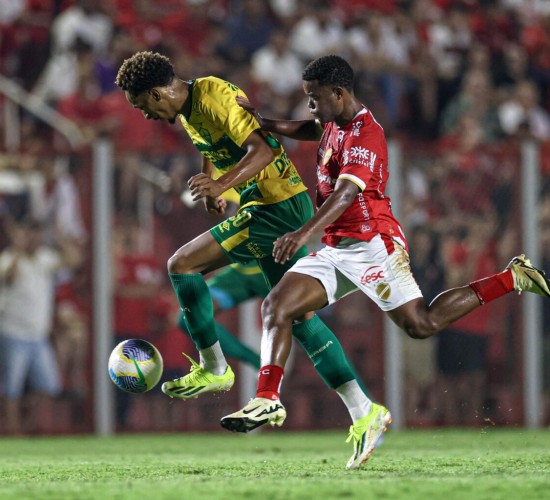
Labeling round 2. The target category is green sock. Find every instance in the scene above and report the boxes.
[177,312,260,369]
[292,315,371,397]
[169,273,217,350]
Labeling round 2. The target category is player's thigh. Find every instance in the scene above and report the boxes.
[0,335,32,398]
[267,270,330,319]
[169,229,230,274]
[284,250,357,309]
[28,339,62,396]
[258,242,309,289]
[332,237,423,312]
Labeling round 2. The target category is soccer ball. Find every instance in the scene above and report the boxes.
[108,339,164,393]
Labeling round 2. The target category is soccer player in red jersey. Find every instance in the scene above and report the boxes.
[221,55,550,469]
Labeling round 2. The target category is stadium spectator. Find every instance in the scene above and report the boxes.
[0,218,81,434]
[0,0,53,90]
[497,79,550,141]
[439,69,501,142]
[250,28,303,100]
[492,42,536,101]
[217,0,275,66]
[427,3,473,120]
[49,0,112,56]
[346,10,417,129]
[288,0,345,62]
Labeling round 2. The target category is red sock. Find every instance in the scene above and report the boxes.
[256,365,284,400]
[469,270,514,305]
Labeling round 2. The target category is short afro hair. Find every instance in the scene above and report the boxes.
[302,55,354,90]
[115,51,175,97]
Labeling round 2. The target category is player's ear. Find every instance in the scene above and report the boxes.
[149,88,162,101]
[333,87,344,100]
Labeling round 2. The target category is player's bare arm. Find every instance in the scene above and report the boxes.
[235,96,323,141]
[273,179,360,264]
[188,130,274,201]
[200,157,227,217]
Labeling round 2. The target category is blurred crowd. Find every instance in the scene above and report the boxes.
[1,0,550,433]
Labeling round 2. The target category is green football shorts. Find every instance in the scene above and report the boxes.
[207,262,270,308]
[210,191,314,288]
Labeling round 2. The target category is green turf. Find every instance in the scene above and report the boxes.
[1,429,549,500]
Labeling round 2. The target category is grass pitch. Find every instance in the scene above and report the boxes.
[1,429,549,500]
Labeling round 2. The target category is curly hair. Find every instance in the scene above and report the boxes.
[115,51,175,97]
[302,55,354,90]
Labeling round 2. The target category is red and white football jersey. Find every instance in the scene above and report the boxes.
[316,107,407,251]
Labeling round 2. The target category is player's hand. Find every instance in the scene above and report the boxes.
[235,96,256,116]
[273,230,308,264]
[204,196,226,217]
[188,173,224,200]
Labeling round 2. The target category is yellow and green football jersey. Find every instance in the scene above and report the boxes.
[178,77,307,209]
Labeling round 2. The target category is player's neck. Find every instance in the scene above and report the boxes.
[335,98,363,128]
[174,79,192,117]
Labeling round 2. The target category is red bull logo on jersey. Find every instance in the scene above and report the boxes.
[361,265,385,285]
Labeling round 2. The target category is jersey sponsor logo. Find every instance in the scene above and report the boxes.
[317,166,336,185]
[361,265,385,285]
[343,146,377,171]
[246,241,266,259]
[224,80,239,92]
[357,192,370,220]
[273,150,292,174]
[322,148,332,166]
[351,120,363,137]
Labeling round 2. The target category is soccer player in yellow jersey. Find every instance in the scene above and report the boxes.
[115,51,371,405]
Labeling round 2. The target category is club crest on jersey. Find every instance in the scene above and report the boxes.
[352,120,363,136]
[361,265,385,285]
[376,282,392,301]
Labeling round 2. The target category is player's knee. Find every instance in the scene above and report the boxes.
[262,291,291,327]
[167,251,191,274]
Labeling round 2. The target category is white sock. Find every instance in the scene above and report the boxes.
[336,380,372,422]
[199,341,227,376]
